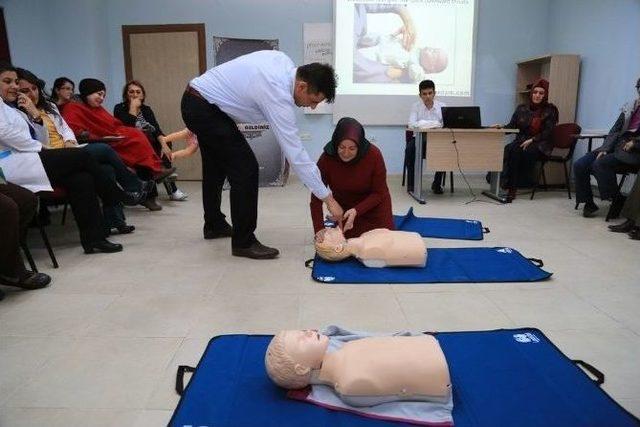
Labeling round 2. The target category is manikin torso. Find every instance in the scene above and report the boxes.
[314,335,451,406]
[318,227,427,268]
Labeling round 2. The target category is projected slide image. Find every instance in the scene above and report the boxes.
[353,3,449,84]
[336,0,475,97]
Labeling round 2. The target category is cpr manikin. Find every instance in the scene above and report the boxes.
[265,330,451,407]
[315,227,427,268]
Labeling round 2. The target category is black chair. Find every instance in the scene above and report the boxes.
[21,192,65,270]
[531,123,581,200]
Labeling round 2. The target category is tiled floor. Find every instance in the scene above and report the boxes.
[1,176,639,426]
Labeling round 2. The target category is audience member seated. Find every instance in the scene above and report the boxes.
[310,117,393,240]
[608,176,640,239]
[113,80,187,202]
[49,76,79,113]
[62,78,175,211]
[17,68,147,235]
[408,79,446,194]
[0,177,51,300]
[574,77,640,218]
[492,79,559,202]
[0,61,138,254]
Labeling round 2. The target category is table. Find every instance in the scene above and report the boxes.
[409,127,518,204]
[574,132,607,152]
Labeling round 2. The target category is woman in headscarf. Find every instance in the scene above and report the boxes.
[493,79,559,202]
[310,117,394,240]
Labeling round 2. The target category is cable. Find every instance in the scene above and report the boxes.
[447,128,503,206]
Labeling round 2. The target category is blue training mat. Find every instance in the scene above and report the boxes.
[393,207,488,240]
[169,329,640,427]
[309,247,552,284]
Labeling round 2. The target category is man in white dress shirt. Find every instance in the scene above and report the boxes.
[408,79,446,194]
[181,50,343,259]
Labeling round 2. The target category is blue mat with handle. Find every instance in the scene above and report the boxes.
[308,247,551,284]
[170,328,639,427]
[393,207,488,240]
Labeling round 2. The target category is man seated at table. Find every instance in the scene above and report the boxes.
[407,80,446,194]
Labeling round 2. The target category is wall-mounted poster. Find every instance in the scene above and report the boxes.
[213,36,288,187]
[303,23,333,115]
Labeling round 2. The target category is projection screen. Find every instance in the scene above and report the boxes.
[333,0,477,125]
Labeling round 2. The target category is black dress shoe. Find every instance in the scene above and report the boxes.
[582,201,599,217]
[629,227,640,240]
[608,219,636,233]
[232,241,279,259]
[608,195,627,220]
[83,239,123,254]
[431,182,444,195]
[0,271,51,289]
[203,222,233,239]
[108,224,135,235]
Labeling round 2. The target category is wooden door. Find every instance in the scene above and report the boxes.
[122,24,206,180]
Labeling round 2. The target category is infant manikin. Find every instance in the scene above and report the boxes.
[265,329,451,407]
[360,34,448,81]
[315,227,427,268]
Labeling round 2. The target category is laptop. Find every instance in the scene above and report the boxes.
[441,106,483,129]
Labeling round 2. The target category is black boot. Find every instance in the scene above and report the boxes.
[608,195,627,220]
[608,219,635,233]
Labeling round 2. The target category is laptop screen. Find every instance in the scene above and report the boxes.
[441,107,482,129]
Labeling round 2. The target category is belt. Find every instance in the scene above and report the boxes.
[185,85,206,101]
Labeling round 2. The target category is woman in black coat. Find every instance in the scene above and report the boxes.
[114,80,187,207]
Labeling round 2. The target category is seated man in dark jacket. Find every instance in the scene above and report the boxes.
[574,77,640,218]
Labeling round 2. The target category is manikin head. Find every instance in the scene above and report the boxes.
[265,329,330,389]
[419,47,448,74]
[315,227,352,261]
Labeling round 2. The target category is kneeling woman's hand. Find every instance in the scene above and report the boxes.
[343,209,357,232]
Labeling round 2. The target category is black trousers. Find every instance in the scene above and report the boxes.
[500,140,541,189]
[0,182,37,277]
[181,92,259,248]
[39,148,122,245]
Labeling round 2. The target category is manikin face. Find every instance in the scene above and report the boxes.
[0,70,19,102]
[322,227,347,251]
[337,138,358,162]
[419,47,448,74]
[419,88,435,107]
[18,80,40,105]
[531,87,546,104]
[282,329,329,369]
[293,80,325,109]
[127,84,144,101]
[86,90,106,108]
[56,82,74,102]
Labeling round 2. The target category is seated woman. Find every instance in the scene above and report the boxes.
[574,77,640,218]
[17,68,148,235]
[0,178,51,299]
[62,78,174,211]
[315,226,427,268]
[310,117,393,240]
[265,329,451,406]
[492,79,559,202]
[113,80,187,202]
[49,76,79,113]
[0,61,135,253]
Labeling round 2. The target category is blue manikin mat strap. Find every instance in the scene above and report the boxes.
[310,247,552,284]
[169,329,640,427]
[393,207,487,240]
